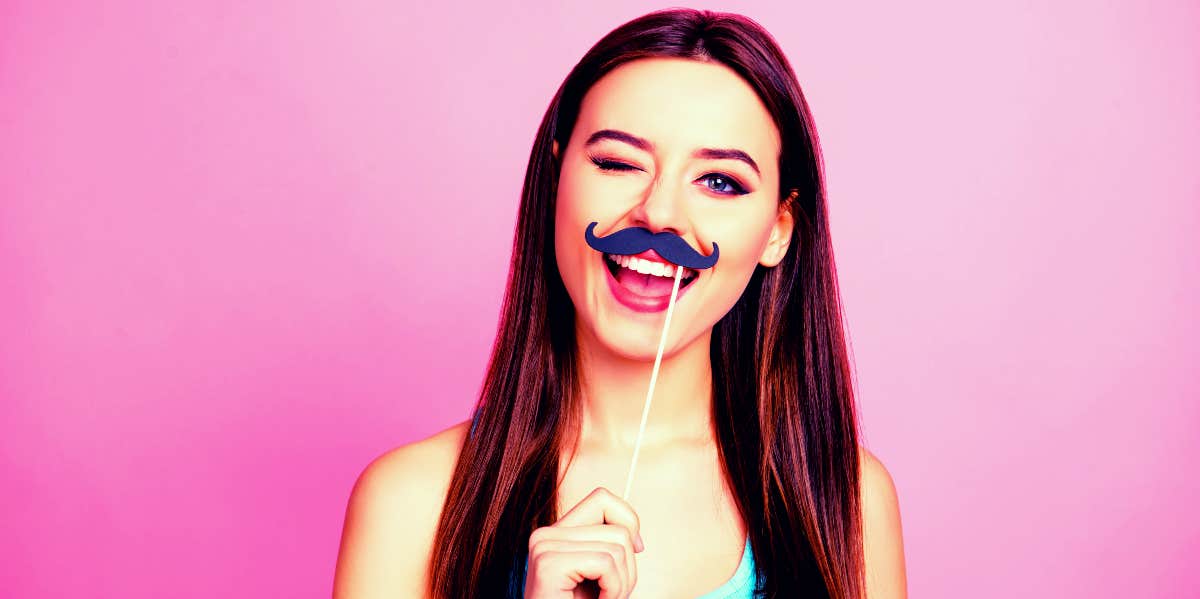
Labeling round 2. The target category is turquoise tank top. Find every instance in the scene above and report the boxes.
[469,412,761,597]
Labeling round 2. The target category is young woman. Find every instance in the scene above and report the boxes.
[334,8,906,599]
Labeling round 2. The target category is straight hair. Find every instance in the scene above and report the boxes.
[428,8,864,598]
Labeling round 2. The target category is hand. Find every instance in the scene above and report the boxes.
[523,486,645,599]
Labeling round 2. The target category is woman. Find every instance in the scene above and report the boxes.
[334,8,906,598]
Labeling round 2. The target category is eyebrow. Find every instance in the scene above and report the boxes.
[583,128,761,177]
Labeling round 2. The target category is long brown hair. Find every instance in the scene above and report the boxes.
[428,8,864,598]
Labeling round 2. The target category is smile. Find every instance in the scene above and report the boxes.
[601,251,699,313]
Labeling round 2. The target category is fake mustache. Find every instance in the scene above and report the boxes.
[584,222,719,270]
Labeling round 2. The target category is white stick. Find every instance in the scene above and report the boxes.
[622,264,685,501]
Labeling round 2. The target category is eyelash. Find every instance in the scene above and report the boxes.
[588,156,750,196]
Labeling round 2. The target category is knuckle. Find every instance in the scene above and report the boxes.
[540,551,565,571]
[602,550,619,570]
[528,527,550,550]
[609,525,634,546]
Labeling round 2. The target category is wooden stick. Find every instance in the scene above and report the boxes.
[622,264,685,501]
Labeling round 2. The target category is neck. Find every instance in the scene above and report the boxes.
[572,319,715,452]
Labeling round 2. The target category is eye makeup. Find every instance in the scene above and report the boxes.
[587,155,750,196]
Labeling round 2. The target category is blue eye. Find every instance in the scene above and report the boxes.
[700,173,749,196]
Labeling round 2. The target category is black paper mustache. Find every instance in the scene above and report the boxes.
[584,222,719,270]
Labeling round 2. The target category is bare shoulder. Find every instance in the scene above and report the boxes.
[858,446,899,510]
[333,419,472,599]
[857,446,907,598]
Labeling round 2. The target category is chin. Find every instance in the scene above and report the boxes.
[598,328,668,362]
[589,315,710,364]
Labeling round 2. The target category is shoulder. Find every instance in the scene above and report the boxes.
[857,446,907,598]
[333,419,472,599]
[857,446,899,514]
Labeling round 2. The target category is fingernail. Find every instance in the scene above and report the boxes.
[634,533,645,552]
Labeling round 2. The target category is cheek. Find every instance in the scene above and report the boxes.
[554,169,623,271]
[708,208,776,269]
[699,216,777,305]
[714,245,762,299]
[553,171,599,288]
[557,169,611,227]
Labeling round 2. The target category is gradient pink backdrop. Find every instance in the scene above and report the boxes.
[2,1,1197,597]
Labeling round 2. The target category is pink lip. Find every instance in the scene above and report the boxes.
[601,253,697,313]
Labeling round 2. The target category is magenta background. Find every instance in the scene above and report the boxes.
[2,1,1197,597]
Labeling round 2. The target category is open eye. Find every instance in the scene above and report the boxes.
[698,173,749,196]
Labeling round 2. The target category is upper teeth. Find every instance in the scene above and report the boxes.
[606,253,696,279]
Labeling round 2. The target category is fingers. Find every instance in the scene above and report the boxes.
[556,487,643,551]
[530,540,629,597]
[529,525,639,592]
[523,487,646,599]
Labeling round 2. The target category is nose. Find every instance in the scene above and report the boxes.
[628,172,689,238]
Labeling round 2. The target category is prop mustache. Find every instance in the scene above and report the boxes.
[584,222,719,270]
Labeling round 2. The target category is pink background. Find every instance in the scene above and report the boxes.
[3,1,1197,597]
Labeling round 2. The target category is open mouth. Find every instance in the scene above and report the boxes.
[603,252,699,295]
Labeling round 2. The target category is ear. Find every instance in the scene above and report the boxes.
[759,189,798,267]
[552,139,560,161]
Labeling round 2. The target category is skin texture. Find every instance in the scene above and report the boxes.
[333,57,907,598]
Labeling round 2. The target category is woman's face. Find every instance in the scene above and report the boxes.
[553,57,794,361]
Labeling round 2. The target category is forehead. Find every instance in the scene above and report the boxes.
[574,57,780,163]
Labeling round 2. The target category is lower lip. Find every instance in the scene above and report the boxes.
[602,254,696,313]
